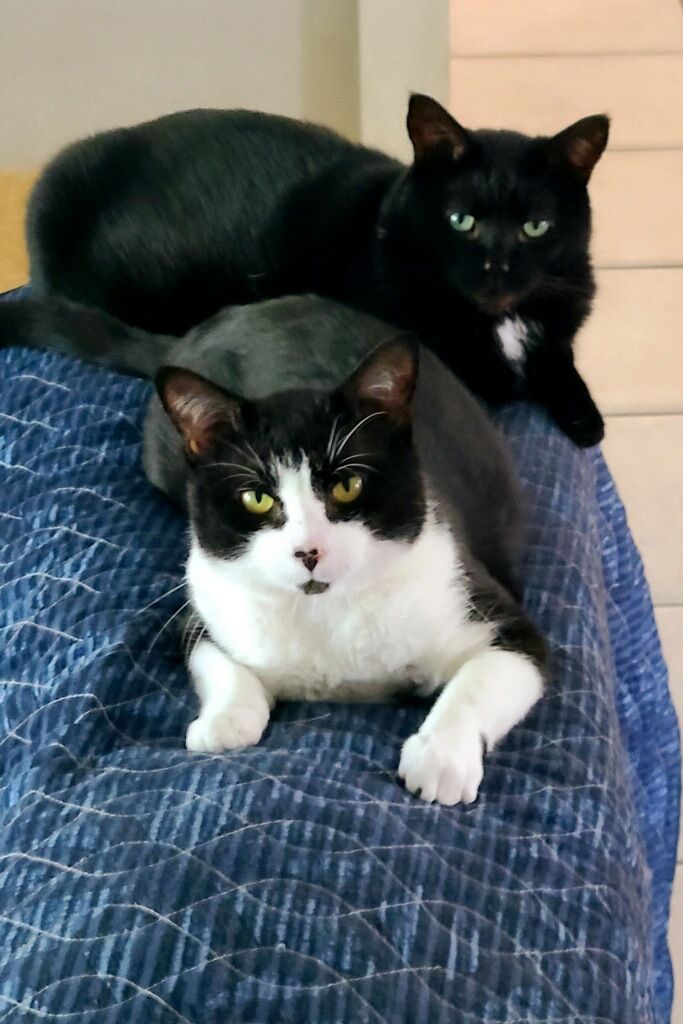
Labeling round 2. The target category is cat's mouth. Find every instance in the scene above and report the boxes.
[299,580,330,596]
[473,292,521,316]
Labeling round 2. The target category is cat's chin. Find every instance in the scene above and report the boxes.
[471,292,522,317]
[299,580,331,596]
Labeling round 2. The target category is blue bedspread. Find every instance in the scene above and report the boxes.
[0,334,679,1022]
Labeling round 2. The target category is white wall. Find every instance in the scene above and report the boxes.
[1,0,450,167]
[0,0,360,166]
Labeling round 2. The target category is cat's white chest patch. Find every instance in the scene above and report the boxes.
[495,316,529,369]
[187,519,492,703]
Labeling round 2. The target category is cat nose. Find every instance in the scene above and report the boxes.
[294,548,320,572]
[484,259,510,273]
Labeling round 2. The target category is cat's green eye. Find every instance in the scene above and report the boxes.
[449,212,476,233]
[332,476,363,504]
[522,219,550,239]
[241,490,275,515]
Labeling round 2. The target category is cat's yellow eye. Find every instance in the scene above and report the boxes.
[332,476,363,504]
[449,212,476,233]
[522,219,550,238]
[241,490,275,515]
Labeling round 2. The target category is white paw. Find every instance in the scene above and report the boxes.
[186,703,269,753]
[398,722,484,806]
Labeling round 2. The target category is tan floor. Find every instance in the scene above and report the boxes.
[451,0,683,1017]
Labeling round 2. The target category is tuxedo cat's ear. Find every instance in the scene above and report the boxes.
[342,338,419,427]
[156,366,242,459]
[548,115,609,180]
[407,94,469,162]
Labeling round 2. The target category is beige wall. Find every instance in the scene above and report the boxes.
[1,0,451,169]
[0,0,359,167]
[358,0,449,159]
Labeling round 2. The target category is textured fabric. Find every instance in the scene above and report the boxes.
[0,333,679,1023]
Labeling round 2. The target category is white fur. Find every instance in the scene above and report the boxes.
[186,641,271,753]
[495,316,529,368]
[398,649,543,805]
[185,457,543,803]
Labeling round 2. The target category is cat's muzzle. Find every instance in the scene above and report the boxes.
[299,580,330,596]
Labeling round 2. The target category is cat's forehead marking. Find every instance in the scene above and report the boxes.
[274,455,322,514]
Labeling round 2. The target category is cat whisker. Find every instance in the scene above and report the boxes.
[182,611,206,655]
[181,611,197,649]
[339,450,376,462]
[204,461,259,475]
[204,459,264,489]
[241,440,268,477]
[536,275,593,299]
[216,472,261,487]
[148,600,192,654]
[134,581,186,619]
[334,412,386,459]
[191,625,208,654]
[326,414,342,462]
[336,462,378,475]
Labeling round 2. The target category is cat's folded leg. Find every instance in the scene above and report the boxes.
[526,343,604,447]
[185,638,272,753]
[398,648,544,806]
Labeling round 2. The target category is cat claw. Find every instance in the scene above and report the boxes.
[398,725,484,806]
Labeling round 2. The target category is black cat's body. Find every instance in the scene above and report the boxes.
[28,110,396,334]
[26,98,609,445]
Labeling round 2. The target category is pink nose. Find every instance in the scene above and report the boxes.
[294,548,319,572]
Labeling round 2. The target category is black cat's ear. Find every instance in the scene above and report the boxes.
[547,115,610,180]
[342,338,419,428]
[407,94,469,162]
[155,366,242,459]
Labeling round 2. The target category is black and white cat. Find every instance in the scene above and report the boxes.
[26,95,608,445]
[1,294,547,805]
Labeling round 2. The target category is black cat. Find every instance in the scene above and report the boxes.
[26,94,608,445]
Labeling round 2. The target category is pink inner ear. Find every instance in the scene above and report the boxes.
[550,116,609,179]
[408,95,468,161]
[567,136,598,172]
[365,370,399,398]
[157,367,242,456]
[179,393,230,455]
[425,124,466,159]
[349,341,417,426]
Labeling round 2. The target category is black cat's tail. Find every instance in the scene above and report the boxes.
[0,294,173,379]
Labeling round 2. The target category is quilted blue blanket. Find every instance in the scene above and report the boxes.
[0,335,679,1022]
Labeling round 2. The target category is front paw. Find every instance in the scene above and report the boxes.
[186,703,269,753]
[559,404,605,447]
[398,723,484,806]
[547,389,604,447]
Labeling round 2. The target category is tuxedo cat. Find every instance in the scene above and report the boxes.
[26,95,608,445]
[0,293,547,804]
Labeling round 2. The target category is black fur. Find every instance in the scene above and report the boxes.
[26,97,608,446]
